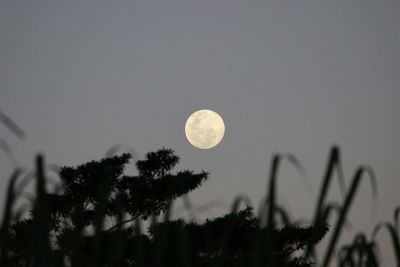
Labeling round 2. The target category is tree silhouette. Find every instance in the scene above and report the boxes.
[1,148,327,267]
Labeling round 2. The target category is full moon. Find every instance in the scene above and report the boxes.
[185,109,225,149]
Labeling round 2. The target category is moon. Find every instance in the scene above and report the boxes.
[185,109,225,149]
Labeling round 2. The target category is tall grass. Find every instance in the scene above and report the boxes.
[372,207,400,266]
[0,146,398,266]
[0,109,25,167]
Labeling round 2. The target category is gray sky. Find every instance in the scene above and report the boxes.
[1,0,400,265]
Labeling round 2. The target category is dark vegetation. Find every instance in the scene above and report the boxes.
[0,149,327,267]
[0,110,399,266]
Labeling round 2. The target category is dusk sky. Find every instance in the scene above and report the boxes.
[1,1,399,265]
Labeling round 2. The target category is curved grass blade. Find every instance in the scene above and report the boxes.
[395,206,400,234]
[338,233,379,266]
[260,153,305,266]
[0,168,23,262]
[105,144,136,158]
[372,222,400,266]
[15,170,33,197]
[306,146,346,258]
[0,173,24,265]
[274,205,291,226]
[265,153,305,229]
[321,202,352,229]
[230,194,252,213]
[0,109,25,140]
[321,165,378,267]
[0,138,18,167]
[313,146,345,220]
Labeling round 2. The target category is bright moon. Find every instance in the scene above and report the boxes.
[185,109,225,149]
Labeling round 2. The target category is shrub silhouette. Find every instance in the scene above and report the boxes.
[1,148,328,267]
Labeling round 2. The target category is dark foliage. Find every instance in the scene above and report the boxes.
[0,148,327,267]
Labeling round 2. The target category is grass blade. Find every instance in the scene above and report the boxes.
[0,109,25,140]
[306,146,345,258]
[321,165,377,267]
[394,206,400,234]
[31,155,52,267]
[372,222,400,266]
[265,153,304,229]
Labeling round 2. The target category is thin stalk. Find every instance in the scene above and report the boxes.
[321,166,377,267]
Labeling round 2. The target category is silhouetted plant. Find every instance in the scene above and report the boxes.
[0,148,329,267]
[337,233,379,267]
[0,109,25,167]
[372,207,400,267]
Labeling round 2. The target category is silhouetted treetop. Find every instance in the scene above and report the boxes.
[136,148,179,178]
[1,148,327,267]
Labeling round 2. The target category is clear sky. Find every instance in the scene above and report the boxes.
[1,0,399,265]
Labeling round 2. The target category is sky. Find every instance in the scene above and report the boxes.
[1,0,400,265]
